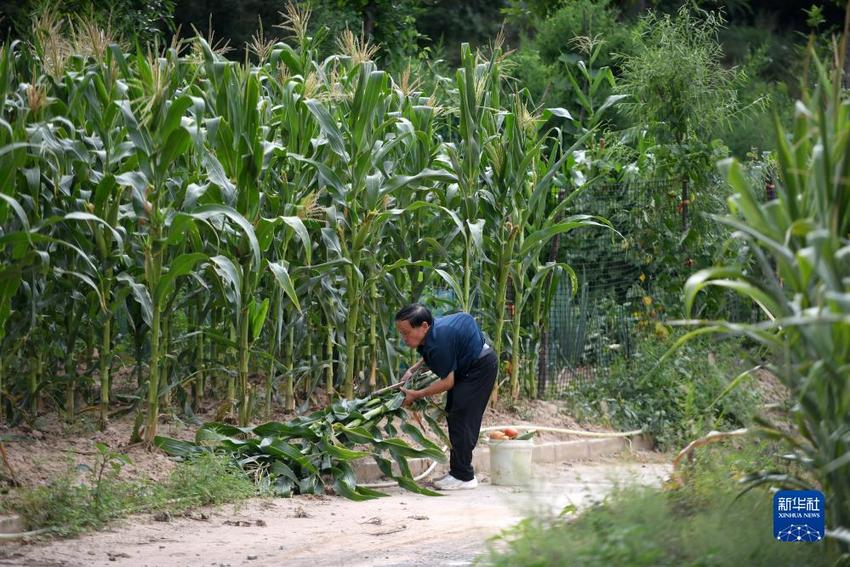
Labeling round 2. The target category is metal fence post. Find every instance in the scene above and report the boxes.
[765,179,776,201]
[537,186,567,398]
[537,325,548,399]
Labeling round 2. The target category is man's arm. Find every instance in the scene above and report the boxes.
[401,371,454,407]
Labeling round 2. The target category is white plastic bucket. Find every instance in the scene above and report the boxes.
[489,438,534,486]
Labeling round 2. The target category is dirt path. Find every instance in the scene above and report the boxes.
[2,457,671,567]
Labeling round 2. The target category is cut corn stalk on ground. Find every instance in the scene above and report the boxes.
[155,371,449,500]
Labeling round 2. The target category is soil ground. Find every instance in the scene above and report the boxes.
[1,365,785,491]
[0,398,612,490]
[0,386,672,566]
[1,453,671,567]
[0,340,788,565]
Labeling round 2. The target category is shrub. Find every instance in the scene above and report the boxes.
[534,0,633,70]
[566,334,761,451]
[616,8,742,164]
[484,441,830,566]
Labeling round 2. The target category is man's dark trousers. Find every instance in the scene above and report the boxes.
[445,350,498,481]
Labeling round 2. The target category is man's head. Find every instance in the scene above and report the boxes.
[395,303,433,348]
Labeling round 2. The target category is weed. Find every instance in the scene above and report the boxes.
[164,451,256,507]
[565,333,761,451]
[3,447,255,536]
[484,440,830,566]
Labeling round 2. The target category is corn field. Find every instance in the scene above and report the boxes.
[0,10,606,441]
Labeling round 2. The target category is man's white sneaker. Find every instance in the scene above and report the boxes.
[433,474,478,490]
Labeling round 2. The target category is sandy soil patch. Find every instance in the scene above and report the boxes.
[2,456,671,567]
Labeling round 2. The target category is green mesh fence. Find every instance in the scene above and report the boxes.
[540,178,684,397]
[419,177,766,398]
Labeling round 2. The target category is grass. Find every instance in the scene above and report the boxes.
[483,439,831,566]
[1,450,256,537]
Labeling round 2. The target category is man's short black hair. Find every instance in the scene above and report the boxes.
[395,303,433,327]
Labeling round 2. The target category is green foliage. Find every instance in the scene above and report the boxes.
[4,0,175,46]
[171,0,428,67]
[164,451,257,506]
[1,448,254,536]
[89,441,131,509]
[1,7,601,429]
[2,447,137,536]
[579,7,754,315]
[681,52,850,552]
[298,0,363,54]
[556,173,736,324]
[155,371,448,500]
[534,0,633,69]
[305,0,427,62]
[506,48,551,104]
[641,173,736,316]
[719,80,793,159]
[501,0,562,28]
[714,24,798,158]
[719,24,797,85]
[617,7,742,171]
[484,440,831,566]
[507,0,634,111]
[566,334,760,450]
[508,6,753,327]
[674,437,785,508]
[5,470,119,536]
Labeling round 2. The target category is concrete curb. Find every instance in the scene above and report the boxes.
[354,433,655,483]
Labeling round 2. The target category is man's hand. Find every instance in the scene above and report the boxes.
[401,367,416,385]
[401,359,424,386]
[401,372,455,407]
[400,387,420,407]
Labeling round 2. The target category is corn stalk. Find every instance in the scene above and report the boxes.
[680,55,850,557]
[154,371,448,500]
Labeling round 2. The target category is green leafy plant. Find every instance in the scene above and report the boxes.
[88,441,131,510]
[164,451,256,506]
[155,371,449,500]
[533,0,632,71]
[2,447,254,536]
[484,439,831,566]
[566,333,759,450]
[617,7,743,155]
[678,49,850,555]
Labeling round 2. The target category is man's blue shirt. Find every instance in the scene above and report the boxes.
[417,312,484,379]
